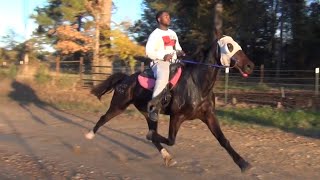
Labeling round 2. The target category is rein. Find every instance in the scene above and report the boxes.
[179,59,237,69]
[178,39,237,69]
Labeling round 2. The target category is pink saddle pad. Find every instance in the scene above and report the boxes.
[138,67,182,90]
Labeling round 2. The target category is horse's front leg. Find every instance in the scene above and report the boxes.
[147,114,184,146]
[141,112,177,167]
[202,111,252,172]
[152,114,184,166]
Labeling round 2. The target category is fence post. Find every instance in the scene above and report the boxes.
[56,56,60,77]
[316,67,319,96]
[79,57,84,86]
[281,87,285,98]
[260,64,264,84]
[225,67,229,104]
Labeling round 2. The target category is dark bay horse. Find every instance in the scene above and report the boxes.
[85,32,254,172]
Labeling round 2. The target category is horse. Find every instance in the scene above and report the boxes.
[85,31,255,172]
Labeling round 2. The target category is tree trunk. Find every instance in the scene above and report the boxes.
[93,12,100,85]
[276,4,284,82]
[89,0,113,85]
[100,0,112,27]
[99,0,113,77]
[270,0,279,68]
[213,1,223,39]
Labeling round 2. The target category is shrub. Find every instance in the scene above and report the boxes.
[34,64,52,84]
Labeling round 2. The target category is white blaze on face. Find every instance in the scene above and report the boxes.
[217,36,242,66]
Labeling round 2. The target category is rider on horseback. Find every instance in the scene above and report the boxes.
[146,10,185,122]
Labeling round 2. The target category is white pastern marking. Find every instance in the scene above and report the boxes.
[85,130,95,140]
[161,148,170,159]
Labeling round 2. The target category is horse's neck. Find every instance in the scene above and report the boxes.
[190,44,219,95]
[192,65,218,94]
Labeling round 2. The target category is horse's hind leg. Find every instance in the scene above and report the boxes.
[85,93,131,139]
[202,112,252,173]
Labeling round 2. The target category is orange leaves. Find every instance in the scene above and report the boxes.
[53,24,145,61]
[55,25,93,54]
[56,40,92,54]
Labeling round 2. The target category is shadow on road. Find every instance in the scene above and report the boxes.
[9,80,47,105]
[7,80,151,159]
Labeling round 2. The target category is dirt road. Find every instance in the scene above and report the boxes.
[0,80,319,179]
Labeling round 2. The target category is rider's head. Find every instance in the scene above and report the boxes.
[156,10,171,28]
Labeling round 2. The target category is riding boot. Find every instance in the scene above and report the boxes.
[148,89,167,122]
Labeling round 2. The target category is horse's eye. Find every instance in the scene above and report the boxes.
[227,43,233,52]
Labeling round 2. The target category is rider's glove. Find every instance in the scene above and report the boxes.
[163,54,173,62]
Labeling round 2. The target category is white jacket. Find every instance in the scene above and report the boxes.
[146,28,182,62]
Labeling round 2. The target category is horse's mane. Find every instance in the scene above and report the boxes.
[189,39,217,62]
[182,40,217,70]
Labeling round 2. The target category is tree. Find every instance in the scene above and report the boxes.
[133,0,319,71]
[305,2,320,68]
[32,0,145,84]
[85,0,112,80]
[0,30,21,50]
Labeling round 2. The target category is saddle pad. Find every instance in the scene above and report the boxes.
[138,67,182,90]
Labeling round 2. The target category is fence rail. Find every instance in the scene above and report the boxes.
[52,59,320,109]
[75,64,320,108]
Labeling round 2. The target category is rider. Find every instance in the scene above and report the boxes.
[145,10,185,122]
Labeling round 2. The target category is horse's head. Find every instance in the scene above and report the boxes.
[217,36,254,77]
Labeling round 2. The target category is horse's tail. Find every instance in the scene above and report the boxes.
[91,72,129,100]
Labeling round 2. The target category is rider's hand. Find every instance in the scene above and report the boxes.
[176,50,186,58]
[163,54,173,61]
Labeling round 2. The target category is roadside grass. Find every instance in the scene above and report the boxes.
[215,82,273,92]
[0,65,17,80]
[34,64,52,84]
[216,106,320,138]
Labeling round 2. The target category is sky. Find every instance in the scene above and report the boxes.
[0,0,143,43]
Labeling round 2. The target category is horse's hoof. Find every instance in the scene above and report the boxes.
[239,160,252,173]
[85,130,95,140]
[146,130,155,141]
[164,157,177,167]
[161,148,177,167]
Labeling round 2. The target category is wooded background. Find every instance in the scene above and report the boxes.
[1,0,319,73]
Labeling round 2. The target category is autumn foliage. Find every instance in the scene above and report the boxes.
[55,25,93,54]
[100,29,145,60]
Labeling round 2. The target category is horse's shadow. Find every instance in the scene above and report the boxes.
[7,80,151,159]
[216,109,320,139]
[9,81,47,106]
[8,81,82,127]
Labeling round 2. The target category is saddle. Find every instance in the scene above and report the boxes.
[138,63,183,90]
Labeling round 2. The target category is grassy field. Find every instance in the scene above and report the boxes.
[216,106,320,138]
